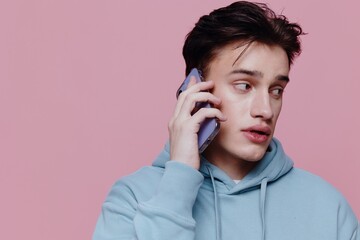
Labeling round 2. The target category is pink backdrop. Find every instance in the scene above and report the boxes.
[1,0,359,239]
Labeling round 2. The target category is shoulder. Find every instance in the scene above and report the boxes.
[289,168,359,234]
[120,165,165,186]
[271,167,358,217]
[106,166,165,205]
[284,168,343,198]
[282,168,356,213]
[270,167,355,211]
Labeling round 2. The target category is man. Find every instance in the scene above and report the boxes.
[93,1,359,239]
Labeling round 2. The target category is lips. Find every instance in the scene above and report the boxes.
[242,125,271,144]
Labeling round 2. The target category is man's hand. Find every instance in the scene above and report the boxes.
[168,77,226,170]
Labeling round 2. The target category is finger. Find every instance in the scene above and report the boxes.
[177,91,222,119]
[174,81,215,117]
[185,80,214,95]
[189,107,227,130]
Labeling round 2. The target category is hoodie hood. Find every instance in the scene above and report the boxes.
[152,138,293,192]
[153,138,293,240]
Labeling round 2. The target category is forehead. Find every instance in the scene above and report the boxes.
[209,41,290,75]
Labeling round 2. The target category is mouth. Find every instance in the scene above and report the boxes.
[248,130,270,135]
[242,125,271,143]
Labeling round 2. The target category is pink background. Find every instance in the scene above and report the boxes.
[1,0,359,239]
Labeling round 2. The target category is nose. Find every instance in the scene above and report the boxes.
[250,90,274,120]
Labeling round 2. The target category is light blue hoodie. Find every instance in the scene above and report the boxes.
[93,138,359,240]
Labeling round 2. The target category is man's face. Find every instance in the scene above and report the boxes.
[205,41,290,162]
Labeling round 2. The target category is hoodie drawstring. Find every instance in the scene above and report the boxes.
[206,165,269,240]
[260,178,268,240]
[206,165,221,240]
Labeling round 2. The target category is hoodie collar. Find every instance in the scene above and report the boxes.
[152,138,293,194]
[201,138,293,194]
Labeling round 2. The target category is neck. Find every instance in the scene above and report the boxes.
[203,146,259,180]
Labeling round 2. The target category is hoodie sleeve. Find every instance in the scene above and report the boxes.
[349,222,359,240]
[92,161,204,240]
[350,225,359,240]
[336,195,359,240]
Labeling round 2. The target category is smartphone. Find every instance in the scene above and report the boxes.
[176,68,220,153]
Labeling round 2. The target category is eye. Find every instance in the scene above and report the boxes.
[270,87,284,98]
[234,82,251,91]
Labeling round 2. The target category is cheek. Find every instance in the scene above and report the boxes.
[213,85,252,119]
[219,97,250,124]
[272,100,283,120]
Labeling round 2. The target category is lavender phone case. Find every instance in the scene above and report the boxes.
[176,68,220,153]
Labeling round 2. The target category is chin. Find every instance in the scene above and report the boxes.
[230,141,270,162]
[205,135,272,163]
[242,150,267,162]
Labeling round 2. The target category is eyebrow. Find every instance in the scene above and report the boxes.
[228,69,290,82]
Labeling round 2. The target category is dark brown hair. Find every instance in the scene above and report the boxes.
[182,1,304,76]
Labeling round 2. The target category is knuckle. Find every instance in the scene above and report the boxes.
[195,107,218,117]
[196,107,207,115]
[177,91,186,101]
[184,92,196,103]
